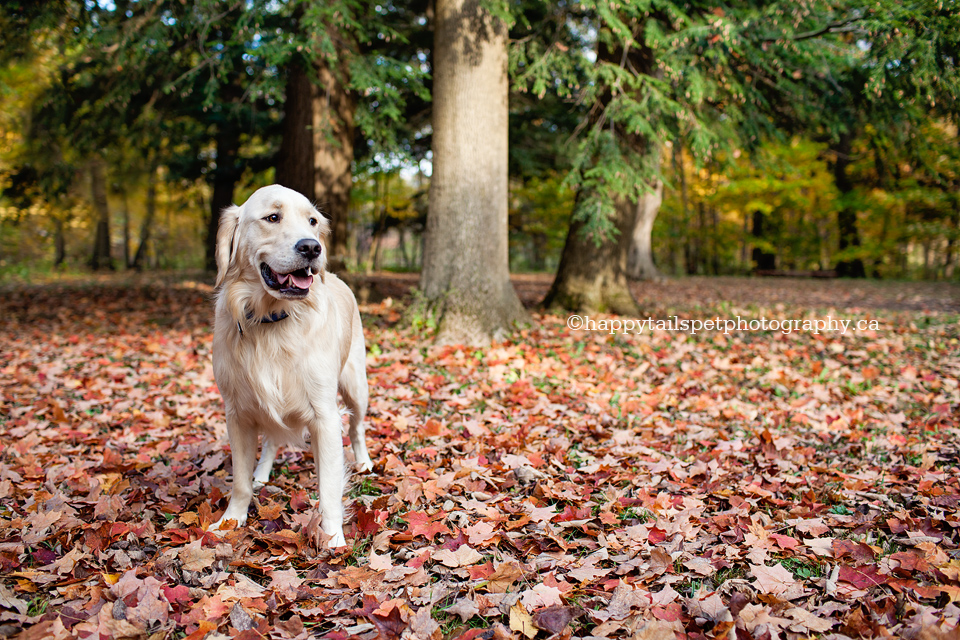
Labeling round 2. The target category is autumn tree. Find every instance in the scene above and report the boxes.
[420,0,528,343]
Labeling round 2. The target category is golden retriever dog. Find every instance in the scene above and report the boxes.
[209,184,372,548]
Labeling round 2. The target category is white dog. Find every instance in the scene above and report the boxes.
[209,184,372,548]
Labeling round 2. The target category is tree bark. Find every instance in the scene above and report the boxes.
[53,216,66,267]
[674,143,696,275]
[421,0,527,344]
[543,194,638,314]
[751,209,776,271]
[832,133,866,278]
[275,50,357,272]
[546,25,656,312]
[121,188,131,269]
[206,122,242,272]
[89,157,113,270]
[276,60,316,201]
[626,151,663,281]
[314,57,356,270]
[132,168,157,270]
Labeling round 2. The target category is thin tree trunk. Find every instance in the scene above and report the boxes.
[89,157,113,270]
[54,216,66,267]
[398,225,410,269]
[132,168,157,270]
[751,209,776,271]
[626,152,663,281]
[832,133,866,277]
[421,0,527,344]
[741,211,750,271]
[817,215,830,270]
[121,188,131,269]
[675,143,695,275]
[206,122,242,272]
[697,201,706,273]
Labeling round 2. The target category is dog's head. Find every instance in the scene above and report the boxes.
[215,185,331,300]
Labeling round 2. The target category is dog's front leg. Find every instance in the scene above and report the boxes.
[309,404,347,548]
[211,415,259,531]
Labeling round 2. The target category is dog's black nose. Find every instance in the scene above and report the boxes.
[295,238,322,259]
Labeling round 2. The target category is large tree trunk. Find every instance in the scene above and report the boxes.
[626,151,663,281]
[315,57,356,270]
[132,168,157,270]
[206,122,242,272]
[276,52,356,272]
[832,133,866,278]
[420,0,527,344]
[276,60,317,201]
[543,194,638,314]
[89,157,113,270]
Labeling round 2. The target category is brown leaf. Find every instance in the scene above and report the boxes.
[532,605,575,634]
[485,562,524,593]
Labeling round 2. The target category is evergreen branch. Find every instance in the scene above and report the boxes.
[762,16,864,43]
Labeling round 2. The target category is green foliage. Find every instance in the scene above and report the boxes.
[509,173,574,271]
[0,0,957,278]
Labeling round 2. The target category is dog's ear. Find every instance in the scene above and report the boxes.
[215,204,241,288]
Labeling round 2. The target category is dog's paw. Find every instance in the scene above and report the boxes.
[209,513,246,534]
[355,458,374,473]
[328,531,347,548]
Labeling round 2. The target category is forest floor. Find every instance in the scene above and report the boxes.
[0,273,958,639]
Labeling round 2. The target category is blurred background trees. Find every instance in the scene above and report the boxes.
[0,0,957,292]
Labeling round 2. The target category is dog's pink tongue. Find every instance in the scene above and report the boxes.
[290,273,313,289]
[276,272,290,285]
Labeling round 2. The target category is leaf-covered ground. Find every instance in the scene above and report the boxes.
[0,275,958,640]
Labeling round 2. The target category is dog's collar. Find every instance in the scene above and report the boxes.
[237,310,289,336]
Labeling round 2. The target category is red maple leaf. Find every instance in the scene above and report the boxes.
[404,511,450,541]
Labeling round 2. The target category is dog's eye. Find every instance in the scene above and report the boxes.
[309,217,318,226]
[265,213,281,223]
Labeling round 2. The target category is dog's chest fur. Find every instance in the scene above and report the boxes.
[213,304,342,441]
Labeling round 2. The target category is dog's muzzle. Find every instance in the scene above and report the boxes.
[260,263,314,297]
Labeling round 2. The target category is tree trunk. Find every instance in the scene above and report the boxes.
[626,153,663,281]
[314,56,356,271]
[132,168,157,270]
[832,133,866,277]
[710,206,720,276]
[121,188,131,268]
[421,0,527,344]
[275,52,356,272]
[741,211,750,271]
[275,60,317,201]
[89,157,113,270]
[675,143,696,275]
[543,194,638,314]
[751,210,776,271]
[206,123,242,272]
[53,216,66,267]
[547,25,656,311]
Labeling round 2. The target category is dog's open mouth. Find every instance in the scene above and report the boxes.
[260,263,313,296]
